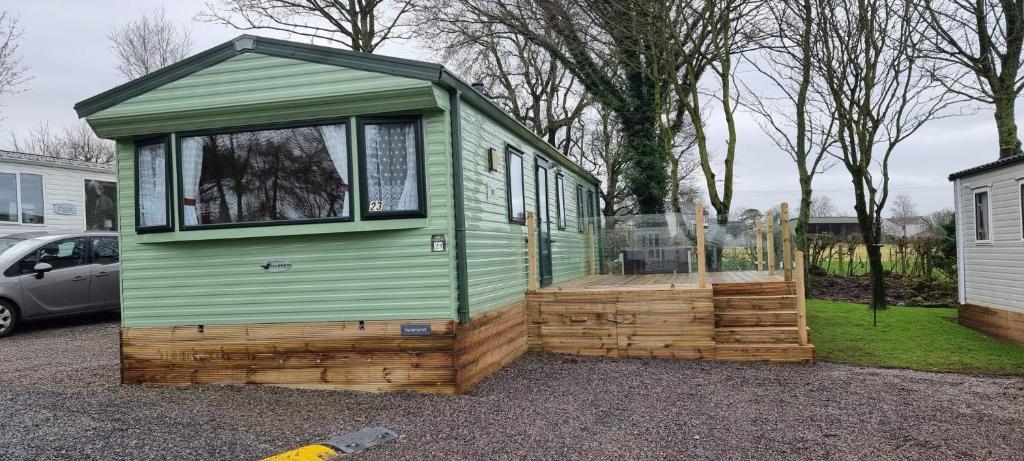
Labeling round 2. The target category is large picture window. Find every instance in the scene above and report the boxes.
[179,122,351,228]
[135,137,171,232]
[358,118,425,219]
[85,179,117,231]
[506,147,526,224]
[0,172,45,225]
[974,188,991,243]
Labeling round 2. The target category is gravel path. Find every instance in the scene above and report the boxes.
[2,317,1023,460]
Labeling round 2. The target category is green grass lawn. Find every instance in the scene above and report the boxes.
[807,299,1024,375]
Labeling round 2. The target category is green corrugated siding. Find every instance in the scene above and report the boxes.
[459,103,598,315]
[104,55,456,327]
[88,54,440,138]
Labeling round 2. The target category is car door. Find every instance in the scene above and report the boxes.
[17,237,92,317]
[88,236,120,309]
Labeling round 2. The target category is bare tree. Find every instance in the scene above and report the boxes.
[889,193,918,236]
[917,0,1024,158]
[200,0,415,53]
[11,122,116,164]
[671,0,766,224]
[0,12,29,111]
[413,15,590,157]
[109,6,193,80]
[810,196,836,217]
[814,0,959,310]
[420,0,736,214]
[743,0,836,253]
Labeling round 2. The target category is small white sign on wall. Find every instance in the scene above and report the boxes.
[53,203,76,215]
[487,182,500,202]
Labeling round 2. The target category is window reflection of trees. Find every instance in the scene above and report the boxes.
[194,126,349,225]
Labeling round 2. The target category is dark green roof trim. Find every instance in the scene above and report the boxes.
[74,35,600,186]
[948,153,1024,180]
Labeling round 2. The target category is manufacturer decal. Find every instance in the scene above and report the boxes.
[261,260,293,273]
[401,324,432,336]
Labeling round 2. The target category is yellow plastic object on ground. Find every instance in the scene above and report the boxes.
[260,444,339,461]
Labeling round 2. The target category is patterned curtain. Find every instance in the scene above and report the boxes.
[365,123,418,212]
[137,144,167,227]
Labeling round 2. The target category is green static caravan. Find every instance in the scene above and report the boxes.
[76,35,601,394]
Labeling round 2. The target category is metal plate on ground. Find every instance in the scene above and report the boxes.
[322,427,398,454]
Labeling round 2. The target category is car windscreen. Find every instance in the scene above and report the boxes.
[0,237,24,256]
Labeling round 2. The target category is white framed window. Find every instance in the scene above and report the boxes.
[0,172,45,225]
[973,187,992,243]
[506,146,526,224]
[555,173,566,230]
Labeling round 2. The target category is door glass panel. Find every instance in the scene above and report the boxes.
[537,166,549,225]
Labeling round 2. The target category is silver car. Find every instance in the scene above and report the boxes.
[0,232,119,337]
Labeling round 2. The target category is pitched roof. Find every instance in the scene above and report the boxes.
[74,35,599,185]
[948,153,1024,180]
[0,149,114,173]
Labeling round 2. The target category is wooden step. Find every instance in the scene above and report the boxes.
[714,295,797,311]
[715,310,798,327]
[715,326,799,344]
[712,282,795,297]
[715,343,815,363]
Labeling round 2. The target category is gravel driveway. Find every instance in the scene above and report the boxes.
[2,316,1023,461]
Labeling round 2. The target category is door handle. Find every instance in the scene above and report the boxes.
[95,271,109,278]
[72,275,87,282]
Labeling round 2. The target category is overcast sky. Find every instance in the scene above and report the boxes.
[0,0,1013,216]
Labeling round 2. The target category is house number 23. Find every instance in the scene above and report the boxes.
[369,201,384,212]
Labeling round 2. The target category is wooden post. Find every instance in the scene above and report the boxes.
[527,212,538,291]
[695,202,707,288]
[766,209,776,276]
[794,250,809,346]
[781,202,793,281]
[754,216,764,272]
[587,223,596,275]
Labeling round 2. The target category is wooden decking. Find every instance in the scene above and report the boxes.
[526,271,814,363]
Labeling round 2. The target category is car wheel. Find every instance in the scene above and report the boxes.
[0,301,17,338]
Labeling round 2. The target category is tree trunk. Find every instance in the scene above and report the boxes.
[994,94,1022,159]
[865,239,887,310]
[619,110,669,214]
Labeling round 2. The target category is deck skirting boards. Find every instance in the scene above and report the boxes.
[120,300,527,394]
[959,304,1024,347]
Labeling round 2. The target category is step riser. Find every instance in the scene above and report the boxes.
[714,298,796,311]
[715,313,798,327]
[716,345,815,363]
[713,282,795,297]
[715,330,799,343]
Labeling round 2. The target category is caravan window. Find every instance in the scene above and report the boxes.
[135,137,172,232]
[974,188,991,242]
[178,122,352,229]
[506,147,526,224]
[0,172,44,225]
[358,117,425,218]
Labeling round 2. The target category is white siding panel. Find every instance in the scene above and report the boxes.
[0,161,115,235]
[957,164,1024,312]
